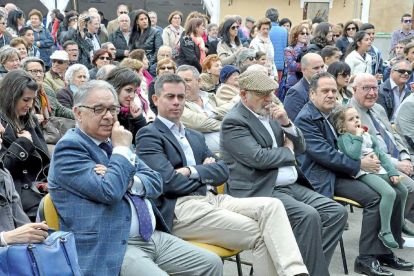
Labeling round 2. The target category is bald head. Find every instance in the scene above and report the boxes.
[157,46,172,60]
[5,3,16,12]
[88,8,98,14]
[301,53,325,81]
[353,73,379,109]
[118,14,130,32]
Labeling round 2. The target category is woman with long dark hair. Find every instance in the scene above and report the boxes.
[0,70,50,221]
[6,9,25,38]
[336,20,359,60]
[307,22,334,54]
[177,18,206,72]
[327,61,353,105]
[129,9,163,67]
[216,19,243,66]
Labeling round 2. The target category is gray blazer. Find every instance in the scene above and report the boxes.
[395,94,414,158]
[220,102,313,198]
[350,97,410,160]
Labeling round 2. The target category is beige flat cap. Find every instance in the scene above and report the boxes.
[238,70,278,96]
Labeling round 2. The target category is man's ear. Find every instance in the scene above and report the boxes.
[152,94,159,106]
[240,90,247,101]
[73,106,82,123]
[310,89,315,100]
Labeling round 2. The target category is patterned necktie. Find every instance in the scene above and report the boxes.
[99,142,113,159]
[126,192,153,242]
[367,110,399,158]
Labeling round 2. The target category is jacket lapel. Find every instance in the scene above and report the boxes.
[185,130,202,165]
[153,119,187,165]
[74,128,109,164]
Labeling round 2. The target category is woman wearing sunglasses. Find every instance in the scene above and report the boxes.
[217,19,244,66]
[250,18,278,81]
[88,49,113,80]
[332,25,343,44]
[177,18,206,72]
[327,61,353,105]
[336,20,359,60]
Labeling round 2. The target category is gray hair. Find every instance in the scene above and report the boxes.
[117,4,128,12]
[0,8,8,17]
[21,57,45,72]
[176,65,200,80]
[88,13,100,23]
[148,11,157,17]
[154,73,186,96]
[391,59,411,71]
[265,8,279,23]
[101,42,115,49]
[96,64,116,80]
[236,48,256,68]
[0,46,21,65]
[65,64,89,85]
[207,23,218,32]
[158,45,172,54]
[246,64,268,76]
[73,80,118,108]
[117,14,130,23]
[310,71,335,92]
[235,15,242,24]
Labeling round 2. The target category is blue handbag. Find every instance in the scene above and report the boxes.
[0,229,82,276]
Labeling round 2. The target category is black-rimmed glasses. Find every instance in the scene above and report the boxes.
[79,105,120,116]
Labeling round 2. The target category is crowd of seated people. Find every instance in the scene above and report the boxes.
[1,3,414,276]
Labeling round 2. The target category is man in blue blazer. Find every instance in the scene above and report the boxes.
[136,73,309,276]
[48,80,222,276]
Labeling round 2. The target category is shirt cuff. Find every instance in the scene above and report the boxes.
[189,166,200,180]
[391,157,398,168]
[400,152,411,161]
[129,176,145,197]
[113,146,135,166]
[282,125,298,137]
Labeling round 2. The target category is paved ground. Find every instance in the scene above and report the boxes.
[223,207,414,276]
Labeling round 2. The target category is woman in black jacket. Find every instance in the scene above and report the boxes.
[129,9,163,67]
[104,67,147,145]
[0,70,50,221]
[307,22,334,54]
[177,18,206,72]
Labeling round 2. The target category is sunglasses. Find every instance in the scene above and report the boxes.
[403,19,413,23]
[395,69,412,75]
[231,25,239,30]
[333,34,341,37]
[338,72,349,78]
[99,56,111,60]
[300,32,310,36]
[51,59,66,64]
[246,56,256,61]
[69,17,78,22]
[119,11,128,14]
[160,66,174,70]
[346,27,356,31]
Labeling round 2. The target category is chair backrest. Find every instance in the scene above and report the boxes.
[43,194,60,230]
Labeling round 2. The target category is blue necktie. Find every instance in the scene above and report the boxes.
[99,142,113,159]
[367,110,399,158]
[127,192,153,242]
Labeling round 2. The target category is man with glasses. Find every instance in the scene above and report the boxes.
[101,42,118,65]
[236,48,256,70]
[377,60,412,123]
[108,14,131,62]
[149,46,172,77]
[44,50,69,92]
[148,12,163,35]
[107,5,129,35]
[391,14,414,54]
[63,40,79,66]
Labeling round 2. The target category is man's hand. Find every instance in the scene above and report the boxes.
[284,137,294,152]
[266,103,289,126]
[390,175,401,185]
[360,153,381,173]
[130,102,142,118]
[203,157,216,164]
[111,121,132,148]
[397,160,413,176]
[17,130,33,142]
[3,222,49,245]
[175,167,191,178]
[124,50,129,57]
[389,58,397,66]
[94,164,108,176]
[375,73,383,81]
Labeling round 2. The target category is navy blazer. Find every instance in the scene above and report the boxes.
[48,127,167,276]
[295,101,360,198]
[284,77,310,122]
[136,118,229,229]
[377,78,411,121]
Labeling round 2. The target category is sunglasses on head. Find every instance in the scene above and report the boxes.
[395,69,412,75]
[403,19,413,23]
[160,66,174,70]
[333,34,341,37]
[52,59,65,64]
[231,25,239,30]
[99,56,111,60]
[346,27,356,31]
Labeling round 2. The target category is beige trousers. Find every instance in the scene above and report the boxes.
[172,192,308,276]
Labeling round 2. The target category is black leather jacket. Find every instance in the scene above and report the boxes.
[130,27,163,67]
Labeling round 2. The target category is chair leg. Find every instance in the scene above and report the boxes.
[339,236,349,275]
[236,253,243,276]
[350,205,354,213]
[249,266,254,276]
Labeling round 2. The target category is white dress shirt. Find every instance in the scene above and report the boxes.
[390,78,405,123]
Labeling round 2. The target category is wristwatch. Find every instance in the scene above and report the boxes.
[282,120,293,128]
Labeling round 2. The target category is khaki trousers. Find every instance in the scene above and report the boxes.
[172,192,308,276]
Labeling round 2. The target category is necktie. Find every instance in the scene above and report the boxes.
[126,192,153,242]
[99,142,113,159]
[367,110,399,158]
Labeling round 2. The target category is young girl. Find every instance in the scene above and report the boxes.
[330,105,414,248]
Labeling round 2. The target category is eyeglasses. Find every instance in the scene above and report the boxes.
[69,17,78,22]
[333,34,341,37]
[172,17,181,20]
[246,56,256,61]
[346,27,356,31]
[394,69,412,75]
[356,86,379,92]
[230,25,239,30]
[300,32,310,36]
[99,56,111,60]
[337,72,349,78]
[28,69,44,75]
[403,19,413,23]
[119,11,128,14]
[160,66,174,70]
[51,59,66,64]
[79,105,120,116]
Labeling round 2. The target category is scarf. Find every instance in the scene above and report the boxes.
[39,85,51,120]
[143,70,153,91]
[70,84,79,94]
[136,88,149,114]
[191,33,206,65]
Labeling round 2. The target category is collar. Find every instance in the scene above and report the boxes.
[50,69,63,79]
[241,101,269,121]
[400,29,414,35]
[307,101,326,121]
[198,90,209,101]
[351,97,369,113]
[157,115,186,135]
[78,128,109,146]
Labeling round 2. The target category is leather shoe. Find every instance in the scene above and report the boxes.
[378,254,414,271]
[354,257,394,276]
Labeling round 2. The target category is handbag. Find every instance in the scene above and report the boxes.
[0,229,83,276]
[42,117,75,145]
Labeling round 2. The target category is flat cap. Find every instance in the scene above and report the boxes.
[246,17,256,23]
[238,70,278,96]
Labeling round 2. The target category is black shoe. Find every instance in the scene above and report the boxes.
[354,257,394,276]
[344,222,349,231]
[378,254,414,271]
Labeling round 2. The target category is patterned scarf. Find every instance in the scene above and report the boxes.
[39,85,51,120]
[191,33,206,65]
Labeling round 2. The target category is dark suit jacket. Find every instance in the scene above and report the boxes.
[295,101,361,198]
[284,77,310,122]
[377,78,411,121]
[136,118,229,229]
[220,102,313,199]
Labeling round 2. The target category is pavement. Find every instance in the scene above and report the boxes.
[223,207,414,276]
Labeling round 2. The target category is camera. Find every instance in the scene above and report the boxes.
[84,16,91,22]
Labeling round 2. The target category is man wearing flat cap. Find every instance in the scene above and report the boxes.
[43,50,69,92]
[220,70,348,276]
[245,17,256,34]
[136,73,309,276]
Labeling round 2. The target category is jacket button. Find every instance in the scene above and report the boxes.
[23,184,29,189]
[20,152,26,158]
[22,170,28,174]
[122,240,126,245]
[126,216,130,221]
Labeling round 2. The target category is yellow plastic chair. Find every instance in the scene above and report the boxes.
[38,194,60,231]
